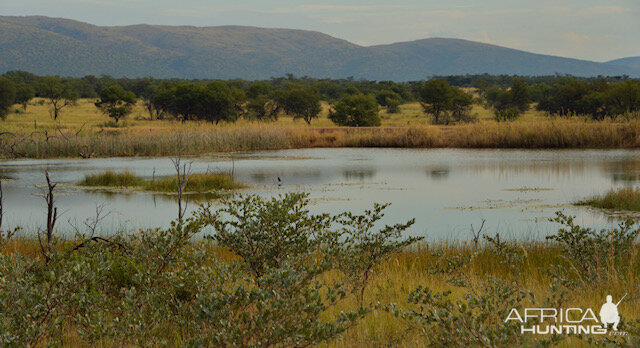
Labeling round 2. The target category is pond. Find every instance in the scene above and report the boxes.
[1,148,639,241]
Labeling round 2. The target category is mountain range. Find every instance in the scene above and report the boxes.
[1,16,638,81]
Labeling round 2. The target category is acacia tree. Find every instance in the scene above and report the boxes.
[147,82,175,120]
[276,87,322,125]
[246,82,279,121]
[14,84,35,111]
[94,84,137,124]
[487,78,530,122]
[38,76,78,120]
[419,79,474,124]
[329,94,381,127]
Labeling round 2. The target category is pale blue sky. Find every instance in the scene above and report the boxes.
[2,0,639,61]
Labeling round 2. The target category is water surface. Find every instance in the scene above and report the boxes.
[1,148,639,240]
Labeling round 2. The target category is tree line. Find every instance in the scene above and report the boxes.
[1,71,639,125]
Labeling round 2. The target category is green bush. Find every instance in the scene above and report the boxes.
[0,192,419,346]
[329,94,381,127]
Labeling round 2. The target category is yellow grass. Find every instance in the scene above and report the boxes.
[3,239,639,347]
[2,99,640,159]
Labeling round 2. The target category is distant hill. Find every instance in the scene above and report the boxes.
[608,57,640,72]
[1,16,638,80]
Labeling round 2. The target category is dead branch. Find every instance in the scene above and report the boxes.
[171,155,192,221]
[471,218,486,248]
[44,171,58,244]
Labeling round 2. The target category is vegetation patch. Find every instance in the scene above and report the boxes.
[143,173,241,192]
[79,170,243,193]
[80,170,143,187]
[576,187,640,211]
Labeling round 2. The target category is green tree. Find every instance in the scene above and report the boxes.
[147,82,175,120]
[0,78,16,120]
[94,84,137,124]
[38,76,78,120]
[419,80,454,124]
[419,80,474,124]
[14,83,35,111]
[247,94,280,121]
[487,78,530,122]
[276,87,322,125]
[329,94,381,127]
[200,81,243,124]
[607,81,640,117]
[376,90,402,113]
[449,88,475,123]
[169,82,206,123]
[510,78,530,112]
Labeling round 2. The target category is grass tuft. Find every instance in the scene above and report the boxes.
[80,170,143,187]
[143,173,242,192]
[577,187,640,211]
[79,171,242,193]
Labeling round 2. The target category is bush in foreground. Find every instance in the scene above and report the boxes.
[0,192,418,346]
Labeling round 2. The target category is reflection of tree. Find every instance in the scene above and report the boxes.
[343,169,375,181]
[604,161,640,183]
[250,173,268,182]
[428,168,450,180]
[85,190,223,204]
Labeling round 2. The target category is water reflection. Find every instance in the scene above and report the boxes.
[2,148,640,240]
[428,168,450,180]
[343,169,375,181]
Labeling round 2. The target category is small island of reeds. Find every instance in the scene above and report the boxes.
[576,187,640,211]
[79,170,243,193]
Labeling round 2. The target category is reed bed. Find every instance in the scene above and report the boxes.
[79,170,242,192]
[4,120,640,159]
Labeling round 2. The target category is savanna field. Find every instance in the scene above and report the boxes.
[2,0,640,343]
[2,76,640,346]
[3,97,640,160]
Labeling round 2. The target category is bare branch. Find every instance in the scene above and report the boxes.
[470,218,486,248]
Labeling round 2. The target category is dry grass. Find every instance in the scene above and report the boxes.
[3,239,639,347]
[2,99,640,159]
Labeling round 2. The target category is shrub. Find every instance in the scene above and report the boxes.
[547,211,640,286]
[329,94,381,127]
[0,192,420,346]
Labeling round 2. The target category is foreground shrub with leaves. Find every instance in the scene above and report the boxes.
[386,212,640,347]
[0,192,418,346]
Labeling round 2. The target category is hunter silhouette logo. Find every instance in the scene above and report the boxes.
[505,293,629,335]
[600,294,626,331]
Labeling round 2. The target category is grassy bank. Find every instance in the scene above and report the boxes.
[1,238,639,347]
[80,170,242,192]
[1,192,639,346]
[3,99,640,159]
[577,187,640,211]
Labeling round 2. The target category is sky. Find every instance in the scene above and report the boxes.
[2,0,639,62]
